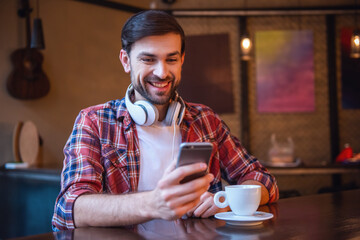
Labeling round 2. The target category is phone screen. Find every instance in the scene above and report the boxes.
[176,142,213,184]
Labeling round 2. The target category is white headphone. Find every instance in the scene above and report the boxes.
[125,84,185,126]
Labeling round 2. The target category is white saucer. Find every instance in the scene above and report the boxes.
[215,211,273,226]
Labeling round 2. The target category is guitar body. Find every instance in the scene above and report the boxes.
[6,0,50,100]
[7,48,50,99]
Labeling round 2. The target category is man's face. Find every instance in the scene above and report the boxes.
[122,33,184,105]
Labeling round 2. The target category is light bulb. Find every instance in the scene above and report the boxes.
[241,38,251,50]
[350,30,360,58]
[240,35,252,60]
[354,35,360,47]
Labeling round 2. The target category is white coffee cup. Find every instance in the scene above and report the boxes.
[214,185,261,215]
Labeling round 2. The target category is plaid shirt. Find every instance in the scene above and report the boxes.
[52,98,279,231]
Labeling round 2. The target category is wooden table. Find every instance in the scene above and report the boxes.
[12,189,360,240]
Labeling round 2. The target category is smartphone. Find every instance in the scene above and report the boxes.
[176,142,213,184]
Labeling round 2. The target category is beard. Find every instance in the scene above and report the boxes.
[131,73,178,105]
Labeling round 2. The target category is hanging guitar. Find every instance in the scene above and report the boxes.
[6,0,50,100]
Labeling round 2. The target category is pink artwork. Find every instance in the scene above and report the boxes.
[255,30,315,113]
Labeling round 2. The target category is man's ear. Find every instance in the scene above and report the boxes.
[181,53,185,65]
[119,49,131,73]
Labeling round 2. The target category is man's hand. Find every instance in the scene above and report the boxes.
[185,179,269,218]
[186,192,230,218]
[73,161,214,227]
[149,161,214,221]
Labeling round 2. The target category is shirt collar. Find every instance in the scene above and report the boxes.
[116,98,133,130]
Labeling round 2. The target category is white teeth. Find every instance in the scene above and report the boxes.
[151,82,168,88]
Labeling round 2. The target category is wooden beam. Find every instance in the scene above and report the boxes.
[326,15,340,162]
[75,0,146,13]
[239,16,250,151]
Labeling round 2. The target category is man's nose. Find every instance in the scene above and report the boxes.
[153,61,169,79]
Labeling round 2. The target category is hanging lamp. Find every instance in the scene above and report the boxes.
[350,0,360,58]
[240,0,252,61]
[30,0,45,49]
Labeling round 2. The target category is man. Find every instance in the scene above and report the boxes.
[52,10,278,231]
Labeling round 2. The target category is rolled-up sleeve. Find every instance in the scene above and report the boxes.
[182,104,279,203]
[237,169,279,203]
[218,121,279,203]
[52,111,103,231]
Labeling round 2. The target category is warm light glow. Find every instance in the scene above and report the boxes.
[241,38,251,50]
[350,30,360,58]
[354,35,360,47]
[240,35,252,60]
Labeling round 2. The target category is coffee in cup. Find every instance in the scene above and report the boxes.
[214,185,261,215]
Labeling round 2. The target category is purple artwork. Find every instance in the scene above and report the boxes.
[255,30,315,113]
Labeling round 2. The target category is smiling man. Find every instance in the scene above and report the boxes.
[121,33,184,113]
[52,10,279,231]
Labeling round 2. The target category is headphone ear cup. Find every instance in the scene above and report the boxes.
[136,100,159,126]
[165,101,181,126]
[176,96,185,125]
[125,86,147,125]
[125,85,159,126]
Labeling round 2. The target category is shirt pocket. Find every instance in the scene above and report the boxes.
[102,144,128,169]
[101,144,130,193]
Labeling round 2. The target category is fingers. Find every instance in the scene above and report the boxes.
[158,163,209,188]
[159,196,202,221]
[196,204,218,218]
[186,191,209,217]
[186,205,197,217]
[190,192,220,218]
[153,163,214,221]
[158,175,213,216]
[165,184,209,210]
[160,173,213,202]
[173,200,202,219]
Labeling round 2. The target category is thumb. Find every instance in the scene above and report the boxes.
[164,159,177,176]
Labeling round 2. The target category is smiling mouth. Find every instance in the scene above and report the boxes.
[149,81,170,88]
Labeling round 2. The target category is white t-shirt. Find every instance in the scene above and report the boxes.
[136,121,181,191]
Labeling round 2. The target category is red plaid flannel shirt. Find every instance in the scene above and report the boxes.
[52,98,279,231]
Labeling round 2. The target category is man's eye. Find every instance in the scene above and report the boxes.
[167,58,178,63]
[141,58,154,63]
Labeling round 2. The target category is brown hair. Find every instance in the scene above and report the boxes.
[121,10,185,54]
